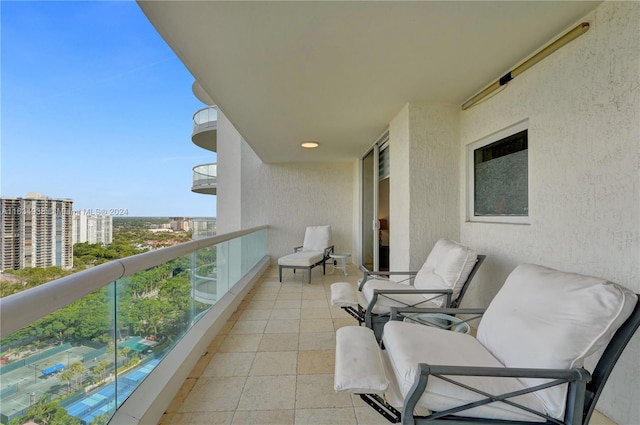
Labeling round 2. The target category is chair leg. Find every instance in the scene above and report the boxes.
[308,267,312,284]
[279,266,283,282]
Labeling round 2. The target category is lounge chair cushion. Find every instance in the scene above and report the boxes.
[383,321,545,422]
[278,250,324,267]
[414,240,478,306]
[331,282,358,308]
[335,326,388,394]
[477,263,638,419]
[302,225,331,251]
[361,279,440,314]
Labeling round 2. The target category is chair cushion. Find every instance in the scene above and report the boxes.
[331,282,358,308]
[335,326,388,394]
[302,225,331,252]
[361,279,440,315]
[278,250,324,267]
[414,240,478,306]
[477,263,638,419]
[383,321,545,422]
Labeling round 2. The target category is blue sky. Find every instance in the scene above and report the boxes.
[1,1,217,217]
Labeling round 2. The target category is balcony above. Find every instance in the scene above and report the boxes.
[191,163,217,195]
[192,106,217,152]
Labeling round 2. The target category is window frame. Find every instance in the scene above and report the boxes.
[466,119,530,224]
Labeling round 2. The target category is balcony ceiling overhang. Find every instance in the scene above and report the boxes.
[138,1,600,163]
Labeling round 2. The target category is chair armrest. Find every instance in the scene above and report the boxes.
[324,245,335,258]
[417,364,591,381]
[294,245,303,252]
[403,364,591,423]
[390,307,486,321]
[358,265,418,290]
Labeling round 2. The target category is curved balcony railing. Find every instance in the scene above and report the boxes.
[191,219,216,240]
[193,264,217,304]
[192,106,217,152]
[191,163,217,195]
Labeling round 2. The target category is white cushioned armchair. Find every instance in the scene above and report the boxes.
[278,225,334,284]
[333,263,640,425]
[332,239,484,340]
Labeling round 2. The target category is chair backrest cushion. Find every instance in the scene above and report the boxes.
[302,225,331,252]
[413,239,478,306]
[477,263,637,419]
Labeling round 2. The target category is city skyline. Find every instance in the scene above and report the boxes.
[1,1,217,217]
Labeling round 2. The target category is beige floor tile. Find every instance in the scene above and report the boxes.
[189,350,216,378]
[189,411,235,424]
[295,407,356,424]
[298,332,336,351]
[354,406,394,425]
[274,299,303,309]
[229,320,268,334]
[265,319,300,333]
[303,307,332,318]
[203,352,256,377]
[301,299,329,309]
[218,334,263,353]
[295,374,353,409]
[589,411,617,425]
[297,350,335,374]
[270,308,301,320]
[333,317,356,330]
[238,308,272,321]
[165,377,197,413]
[237,375,297,410]
[178,376,246,412]
[231,410,295,425]
[259,333,299,351]
[250,351,298,375]
[301,291,328,300]
[300,318,335,333]
[279,285,304,293]
[246,299,276,310]
[277,291,303,300]
[260,280,282,288]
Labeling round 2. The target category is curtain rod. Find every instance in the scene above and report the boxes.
[461,22,590,111]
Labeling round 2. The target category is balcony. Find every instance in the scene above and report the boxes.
[191,106,217,152]
[0,226,268,425]
[191,163,217,195]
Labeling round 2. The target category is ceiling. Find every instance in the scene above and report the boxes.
[138,1,600,163]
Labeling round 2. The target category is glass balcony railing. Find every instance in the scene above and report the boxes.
[0,226,268,425]
[191,219,216,240]
[192,106,218,152]
[191,163,217,195]
[192,106,217,129]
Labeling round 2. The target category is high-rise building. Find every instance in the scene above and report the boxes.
[0,193,73,270]
[72,211,113,245]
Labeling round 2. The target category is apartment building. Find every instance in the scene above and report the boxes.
[72,211,113,245]
[0,193,73,270]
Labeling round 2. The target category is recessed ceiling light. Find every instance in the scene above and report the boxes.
[301,141,319,148]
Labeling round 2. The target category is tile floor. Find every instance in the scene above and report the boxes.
[157,265,617,425]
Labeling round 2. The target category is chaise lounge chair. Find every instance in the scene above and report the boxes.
[278,225,334,284]
[334,263,640,425]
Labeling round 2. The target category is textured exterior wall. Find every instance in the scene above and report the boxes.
[389,103,460,271]
[237,140,355,263]
[216,111,243,234]
[459,3,640,422]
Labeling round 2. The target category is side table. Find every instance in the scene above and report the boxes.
[329,252,351,276]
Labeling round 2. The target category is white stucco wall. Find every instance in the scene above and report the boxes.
[389,103,460,271]
[215,110,243,234]
[459,3,639,423]
[235,139,355,264]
